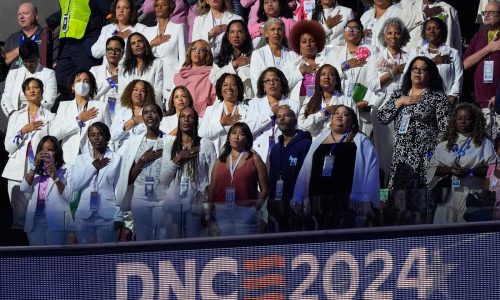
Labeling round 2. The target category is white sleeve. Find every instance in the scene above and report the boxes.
[1,71,16,116]
[449,50,463,97]
[41,69,58,111]
[91,26,110,59]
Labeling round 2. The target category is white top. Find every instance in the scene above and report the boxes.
[118,58,164,108]
[283,54,326,104]
[159,114,179,137]
[360,3,403,49]
[91,23,148,59]
[306,5,355,47]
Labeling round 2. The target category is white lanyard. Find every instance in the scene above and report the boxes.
[223,102,238,116]
[229,151,245,184]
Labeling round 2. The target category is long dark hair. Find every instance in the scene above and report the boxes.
[304,64,341,117]
[218,122,254,163]
[256,67,290,98]
[111,0,139,25]
[35,136,64,170]
[122,33,156,76]
[401,56,443,95]
[215,20,253,68]
[444,103,486,151]
[257,0,294,23]
[170,107,201,181]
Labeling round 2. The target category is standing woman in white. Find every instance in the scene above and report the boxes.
[144,0,187,102]
[360,0,402,48]
[160,86,194,137]
[51,70,111,166]
[247,67,300,162]
[192,0,243,58]
[308,0,354,49]
[119,33,164,108]
[200,73,249,156]
[91,0,147,60]
[70,123,122,244]
[3,78,54,229]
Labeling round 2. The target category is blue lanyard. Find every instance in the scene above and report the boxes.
[19,32,40,46]
[330,132,350,155]
[455,137,472,158]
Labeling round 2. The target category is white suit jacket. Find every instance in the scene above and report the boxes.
[306,5,354,47]
[249,45,298,92]
[110,106,147,149]
[118,58,164,108]
[1,64,57,116]
[91,23,147,59]
[210,62,254,100]
[90,63,119,102]
[51,100,111,166]
[159,114,178,137]
[2,107,54,181]
[21,167,74,232]
[283,55,326,104]
[360,4,403,49]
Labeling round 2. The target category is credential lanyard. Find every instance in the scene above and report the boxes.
[229,151,245,185]
[455,137,472,163]
[330,132,350,155]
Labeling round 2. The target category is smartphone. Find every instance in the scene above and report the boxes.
[43,151,54,173]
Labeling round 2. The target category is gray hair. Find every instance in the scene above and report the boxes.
[255,17,288,49]
[377,17,410,48]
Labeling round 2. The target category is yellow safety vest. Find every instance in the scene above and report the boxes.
[59,0,91,39]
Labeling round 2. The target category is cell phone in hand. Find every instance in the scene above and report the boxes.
[43,151,54,173]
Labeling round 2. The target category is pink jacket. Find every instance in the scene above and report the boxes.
[173,66,216,117]
[142,0,188,24]
[244,0,297,40]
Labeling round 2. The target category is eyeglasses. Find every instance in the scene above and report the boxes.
[344,26,362,32]
[411,67,429,74]
[191,47,208,53]
[106,48,122,54]
[481,10,500,16]
[263,78,281,85]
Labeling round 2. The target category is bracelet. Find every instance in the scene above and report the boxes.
[13,130,24,144]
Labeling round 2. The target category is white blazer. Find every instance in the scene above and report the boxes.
[2,107,54,181]
[90,63,119,102]
[306,5,354,47]
[360,4,403,49]
[249,45,298,92]
[144,22,186,101]
[51,100,111,166]
[69,149,122,220]
[246,96,300,162]
[91,23,147,59]
[198,100,248,156]
[118,58,164,108]
[283,55,326,104]
[210,62,254,100]
[159,114,178,137]
[1,64,57,117]
[21,167,74,232]
[192,10,243,57]
[110,106,147,149]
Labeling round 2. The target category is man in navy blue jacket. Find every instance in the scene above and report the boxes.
[267,106,311,232]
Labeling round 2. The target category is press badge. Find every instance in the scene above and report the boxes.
[62,14,69,33]
[35,199,45,216]
[275,179,283,201]
[347,82,355,97]
[322,155,335,177]
[180,176,189,197]
[451,175,460,188]
[145,176,155,196]
[398,114,411,134]
[484,61,494,83]
[225,187,235,208]
[90,191,100,210]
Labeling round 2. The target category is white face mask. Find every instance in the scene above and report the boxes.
[74,81,90,97]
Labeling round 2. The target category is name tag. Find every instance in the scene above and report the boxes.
[90,191,100,210]
[145,176,155,197]
[451,175,460,188]
[275,179,283,201]
[180,176,189,197]
[398,114,411,134]
[484,60,494,83]
[347,82,355,97]
[225,187,235,208]
[322,155,335,177]
[107,96,117,115]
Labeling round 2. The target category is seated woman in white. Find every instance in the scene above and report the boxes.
[192,0,243,58]
[118,33,163,107]
[160,85,194,137]
[91,0,147,60]
[246,67,299,162]
[144,0,187,102]
[22,136,74,245]
[3,78,54,229]
[70,123,122,244]
[51,70,111,166]
[200,73,249,156]
[111,79,156,149]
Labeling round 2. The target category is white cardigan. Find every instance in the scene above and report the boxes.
[2,107,54,181]
[292,130,380,213]
[1,64,57,116]
[118,58,164,107]
[21,167,74,232]
[198,100,248,156]
[249,45,298,92]
[91,23,147,59]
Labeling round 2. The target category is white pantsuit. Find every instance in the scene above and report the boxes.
[91,23,147,59]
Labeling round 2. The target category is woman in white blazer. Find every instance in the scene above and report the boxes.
[246,67,300,162]
[1,39,57,117]
[200,73,249,156]
[70,122,122,244]
[116,103,167,241]
[160,107,217,238]
[249,18,297,93]
[51,70,111,166]
[192,0,243,58]
[160,85,194,137]
[118,33,164,108]
[3,78,54,229]
[360,0,403,48]
[111,80,156,149]
[144,0,187,102]
[91,0,147,60]
[90,36,125,117]
[22,136,73,245]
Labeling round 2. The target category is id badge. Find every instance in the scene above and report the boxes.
[398,114,411,134]
[107,96,117,115]
[90,191,100,210]
[268,136,276,150]
[451,175,460,188]
[306,85,315,97]
[275,179,283,201]
[27,144,35,166]
[484,61,494,83]
[35,199,45,217]
[347,82,355,97]
[225,187,235,208]
[322,155,335,177]
[62,14,69,33]
[180,176,189,197]
[145,176,155,197]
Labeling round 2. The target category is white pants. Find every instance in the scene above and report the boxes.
[7,180,29,229]
[75,211,117,244]
[27,215,68,246]
[215,204,259,236]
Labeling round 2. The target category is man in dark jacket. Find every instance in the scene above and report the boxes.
[267,106,311,232]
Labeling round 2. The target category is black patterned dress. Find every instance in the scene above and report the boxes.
[377,89,451,192]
